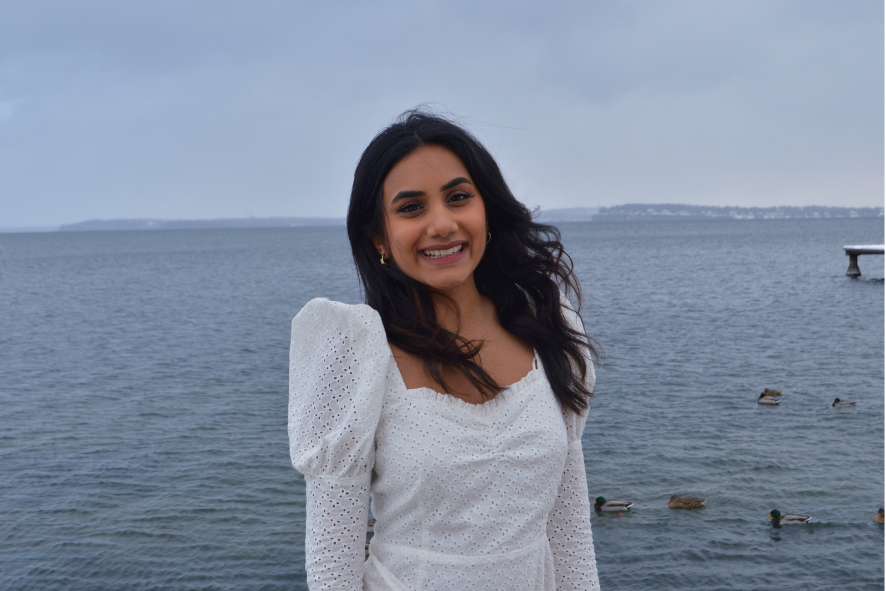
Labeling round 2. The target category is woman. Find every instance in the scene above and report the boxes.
[289,111,600,590]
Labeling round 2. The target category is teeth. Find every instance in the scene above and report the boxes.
[423,244,463,258]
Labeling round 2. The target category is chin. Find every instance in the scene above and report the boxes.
[423,280,466,292]
[419,273,472,293]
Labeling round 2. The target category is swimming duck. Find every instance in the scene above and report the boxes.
[668,495,706,509]
[594,497,633,512]
[767,509,810,525]
[876,509,884,524]
[758,393,780,405]
[832,398,856,407]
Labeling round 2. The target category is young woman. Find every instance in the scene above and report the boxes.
[288,111,600,590]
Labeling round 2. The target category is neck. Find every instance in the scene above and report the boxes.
[431,275,489,335]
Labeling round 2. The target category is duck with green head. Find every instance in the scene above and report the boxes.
[832,398,856,407]
[757,393,780,405]
[594,497,633,512]
[767,509,810,525]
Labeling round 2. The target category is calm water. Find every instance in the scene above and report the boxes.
[1,219,882,590]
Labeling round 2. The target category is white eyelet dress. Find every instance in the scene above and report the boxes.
[288,298,600,591]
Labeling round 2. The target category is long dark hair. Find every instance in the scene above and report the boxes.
[346,110,597,413]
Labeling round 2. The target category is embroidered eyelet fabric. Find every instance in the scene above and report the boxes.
[289,297,599,590]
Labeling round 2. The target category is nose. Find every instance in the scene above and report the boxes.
[426,202,458,238]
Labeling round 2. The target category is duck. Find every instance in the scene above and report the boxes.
[758,393,780,405]
[768,509,810,525]
[876,509,884,524]
[668,495,706,509]
[832,398,856,407]
[594,497,633,512]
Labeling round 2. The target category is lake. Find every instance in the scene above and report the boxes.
[1,218,882,590]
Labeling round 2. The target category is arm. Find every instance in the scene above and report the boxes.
[547,293,600,589]
[546,431,600,590]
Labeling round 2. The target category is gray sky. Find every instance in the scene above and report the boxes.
[1,0,883,227]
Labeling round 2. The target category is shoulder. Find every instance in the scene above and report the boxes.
[292,297,385,341]
[288,298,389,478]
[290,298,390,373]
[294,297,379,324]
[557,289,596,403]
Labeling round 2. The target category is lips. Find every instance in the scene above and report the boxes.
[422,243,464,258]
[419,240,468,264]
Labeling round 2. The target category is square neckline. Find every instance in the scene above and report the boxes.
[386,345,542,408]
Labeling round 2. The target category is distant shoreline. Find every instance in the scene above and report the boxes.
[2,204,882,233]
[534,204,884,223]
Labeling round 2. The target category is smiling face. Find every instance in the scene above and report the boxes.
[375,144,487,294]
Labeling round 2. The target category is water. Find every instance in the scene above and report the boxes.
[0,219,882,590]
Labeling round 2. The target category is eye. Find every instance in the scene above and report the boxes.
[448,191,473,203]
[396,202,422,214]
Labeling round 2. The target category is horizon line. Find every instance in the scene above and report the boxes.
[1,203,883,234]
[2,202,883,231]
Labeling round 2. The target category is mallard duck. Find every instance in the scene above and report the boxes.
[768,509,810,525]
[668,495,706,509]
[758,393,780,405]
[594,497,633,512]
[875,509,884,524]
[832,398,856,407]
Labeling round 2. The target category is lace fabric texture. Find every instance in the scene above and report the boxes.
[289,298,599,590]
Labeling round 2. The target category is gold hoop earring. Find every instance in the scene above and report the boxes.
[380,253,387,265]
[486,231,492,244]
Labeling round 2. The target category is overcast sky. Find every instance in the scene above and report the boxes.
[1,0,883,227]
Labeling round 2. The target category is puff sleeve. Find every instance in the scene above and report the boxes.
[546,296,600,590]
[288,298,389,590]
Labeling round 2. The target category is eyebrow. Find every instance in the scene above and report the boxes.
[390,177,473,204]
[441,177,472,191]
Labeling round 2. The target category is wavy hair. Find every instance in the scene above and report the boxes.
[346,110,597,413]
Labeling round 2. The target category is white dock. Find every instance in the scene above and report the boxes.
[843,245,885,277]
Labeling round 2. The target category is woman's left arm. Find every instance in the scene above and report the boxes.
[546,405,600,591]
[547,296,600,590]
